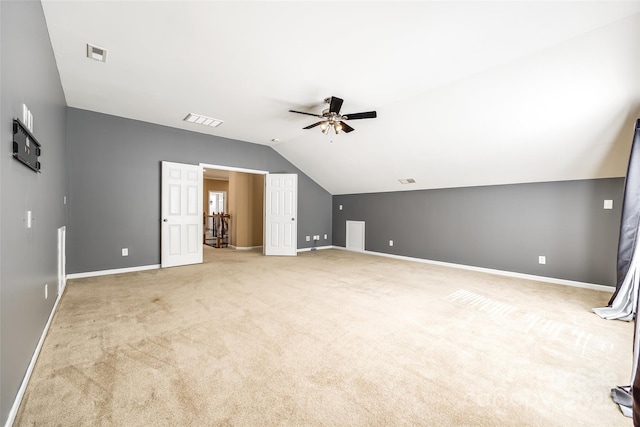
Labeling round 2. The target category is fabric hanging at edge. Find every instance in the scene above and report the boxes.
[609,119,640,304]
[593,119,640,419]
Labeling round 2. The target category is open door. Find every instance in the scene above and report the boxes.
[264,173,297,256]
[161,161,203,267]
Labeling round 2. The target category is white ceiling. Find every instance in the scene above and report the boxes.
[41,1,640,195]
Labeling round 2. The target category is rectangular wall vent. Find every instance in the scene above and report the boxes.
[183,113,223,128]
[87,44,107,62]
[398,178,416,184]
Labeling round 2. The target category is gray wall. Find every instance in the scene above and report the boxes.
[1,1,68,424]
[333,178,624,285]
[66,108,332,274]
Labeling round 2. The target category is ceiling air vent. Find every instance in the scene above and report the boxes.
[183,113,223,128]
[87,44,107,62]
[398,178,416,184]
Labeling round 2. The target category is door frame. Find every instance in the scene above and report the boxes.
[199,163,271,251]
[200,163,269,177]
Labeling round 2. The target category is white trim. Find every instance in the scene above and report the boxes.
[329,246,614,292]
[72,249,611,292]
[5,291,63,427]
[298,245,333,253]
[57,226,66,296]
[66,264,160,280]
[199,163,268,175]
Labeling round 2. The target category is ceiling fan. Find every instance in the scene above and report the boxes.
[289,96,377,134]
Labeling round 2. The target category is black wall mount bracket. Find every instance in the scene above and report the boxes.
[13,118,41,172]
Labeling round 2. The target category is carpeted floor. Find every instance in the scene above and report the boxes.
[15,247,633,426]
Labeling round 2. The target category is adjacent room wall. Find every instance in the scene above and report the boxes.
[66,108,333,274]
[228,171,264,248]
[0,1,68,424]
[333,178,624,286]
[251,174,265,247]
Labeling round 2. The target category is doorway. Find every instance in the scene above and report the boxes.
[209,191,226,215]
[200,163,269,252]
[161,162,299,268]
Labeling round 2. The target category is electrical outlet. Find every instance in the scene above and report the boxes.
[324,234,328,239]
[339,205,343,210]
[305,236,310,242]
[122,248,129,256]
[26,210,32,228]
[389,240,394,246]
[45,284,48,299]
[538,256,546,265]
[313,235,320,241]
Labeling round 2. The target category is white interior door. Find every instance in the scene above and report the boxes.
[161,161,203,267]
[265,173,297,256]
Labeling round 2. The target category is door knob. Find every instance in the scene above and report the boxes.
[163,219,168,222]
[291,218,295,221]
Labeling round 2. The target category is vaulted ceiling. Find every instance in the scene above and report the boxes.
[41,1,640,195]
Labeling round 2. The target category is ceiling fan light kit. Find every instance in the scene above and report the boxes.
[289,96,376,135]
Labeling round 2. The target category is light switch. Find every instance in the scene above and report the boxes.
[604,200,613,210]
[26,210,32,228]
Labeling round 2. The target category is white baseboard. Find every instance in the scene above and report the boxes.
[298,245,333,253]
[5,290,63,427]
[330,246,614,293]
[229,245,263,251]
[65,248,615,293]
[66,264,160,280]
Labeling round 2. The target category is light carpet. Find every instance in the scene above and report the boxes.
[15,247,633,426]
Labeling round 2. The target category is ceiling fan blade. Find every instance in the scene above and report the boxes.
[343,111,377,120]
[289,109,323,118]
[303,121,325,129]
[339,121,355,133]
[329,97,344,114]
